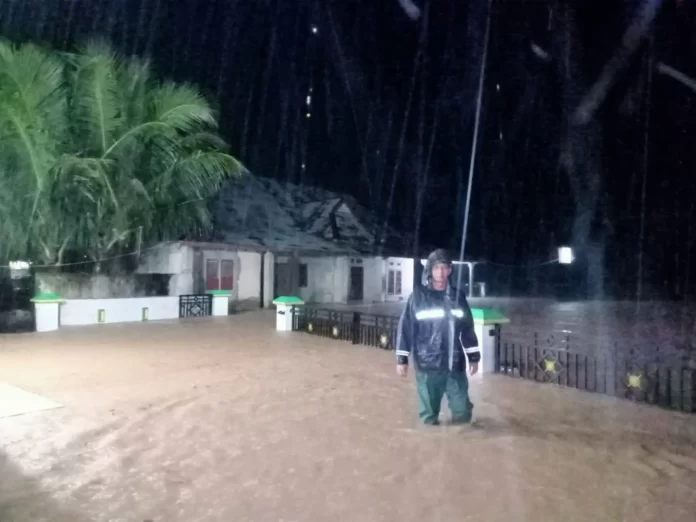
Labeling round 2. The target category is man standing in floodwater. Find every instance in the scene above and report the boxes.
[395,249,480,425]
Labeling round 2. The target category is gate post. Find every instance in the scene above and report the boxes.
[272,296,305,331]
[470,308,509,374]
[31,293,63,332]
[207,290,231,316]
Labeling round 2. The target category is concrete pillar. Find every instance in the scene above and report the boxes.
[469,308,509,375]
[208,290,231,316]
[263,251,275,307]
[31,293,64,332]
[272,296,304,331]
[192,248,204,294]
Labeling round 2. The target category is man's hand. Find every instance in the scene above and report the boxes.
[396,364,408,378]
[469,362,479,376]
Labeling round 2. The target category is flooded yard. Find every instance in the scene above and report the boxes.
[1,311,696,522]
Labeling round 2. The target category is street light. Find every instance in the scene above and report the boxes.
[558,246,574,265]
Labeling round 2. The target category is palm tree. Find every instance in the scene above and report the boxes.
[0,39,242,269]
[0,39,67,264]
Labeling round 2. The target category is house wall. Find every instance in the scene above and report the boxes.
[139,243,262,307]
[360,257,384,303]
[297,256,349,303]
[294,255,414,305]
[201,250,262,309]
[236,252,262,300]
[138,243,194,295]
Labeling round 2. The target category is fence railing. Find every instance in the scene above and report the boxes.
[497,332,696,413]
[179,294,212,318]
[290,306,696,413]
[292,307,399,350]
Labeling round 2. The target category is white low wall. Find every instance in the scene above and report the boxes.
[60,297,180,326]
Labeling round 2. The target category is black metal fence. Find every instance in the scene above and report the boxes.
[179,294,212,318]
[290,306,696,414]
[292,307,399,350]
[497,332,696,413]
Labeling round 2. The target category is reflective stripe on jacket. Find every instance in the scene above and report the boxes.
[395,283,480,373]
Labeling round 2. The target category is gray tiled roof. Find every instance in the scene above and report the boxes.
[216,174,393,254]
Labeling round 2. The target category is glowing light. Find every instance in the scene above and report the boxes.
[306,95,311,105]
[558,247,574,265]
[311,25,318,34]
[306,113,311,118]
[9,261,29,270]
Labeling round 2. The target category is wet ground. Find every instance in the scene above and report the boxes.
[1,311,696,522]
[321,298,696,362]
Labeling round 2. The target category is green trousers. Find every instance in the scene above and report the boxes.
[415,370,473,425]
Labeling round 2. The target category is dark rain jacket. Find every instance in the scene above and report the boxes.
[395,282,480,374]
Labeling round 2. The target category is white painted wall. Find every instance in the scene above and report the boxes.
[138,243,194,295]
[60,297,180,326]
[236,252,262,300]
[140,244,264,302]
[298,256,349,303]
[201,249,261,304]
[360,257,384,303]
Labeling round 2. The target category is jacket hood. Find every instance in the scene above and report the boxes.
[422,248,453,286]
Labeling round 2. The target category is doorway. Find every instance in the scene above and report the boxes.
[349,266,364,301]
[274,263,292,297]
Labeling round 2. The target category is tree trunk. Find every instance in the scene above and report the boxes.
[555,0,607,299]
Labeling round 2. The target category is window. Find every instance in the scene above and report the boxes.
[205,259,235,291]
[299,264,308,288]
[387,269,402,296]
[205,259,219,291]
[220,260,234,290]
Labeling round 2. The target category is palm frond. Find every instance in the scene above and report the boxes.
[150,82,218,131]
[0,39,244,267]
[69,39,124,156]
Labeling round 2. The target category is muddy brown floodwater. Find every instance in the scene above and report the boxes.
[1,311,696,522]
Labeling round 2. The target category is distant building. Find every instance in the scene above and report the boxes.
[138,174,415,307]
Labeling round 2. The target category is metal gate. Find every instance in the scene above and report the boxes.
[179,294,212,318]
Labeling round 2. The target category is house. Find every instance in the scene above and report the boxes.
[137,174,415,307]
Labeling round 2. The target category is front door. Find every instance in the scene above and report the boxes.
[274,263,292,297]
[349,266,364,301]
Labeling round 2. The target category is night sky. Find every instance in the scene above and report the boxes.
[2,0,696,300]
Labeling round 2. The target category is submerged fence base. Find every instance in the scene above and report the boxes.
[292,307,398,350]
[291,306,696,414]
[497,333,696,413]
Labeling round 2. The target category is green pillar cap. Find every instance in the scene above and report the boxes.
[471,308,509,325]
[273,296,304,306]
[206,290,231,296]
[31,292,64,303]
